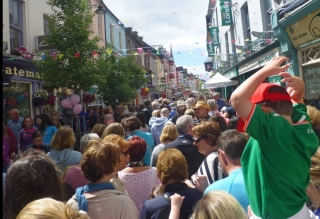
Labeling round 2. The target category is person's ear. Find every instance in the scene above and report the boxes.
[218,150,228,166]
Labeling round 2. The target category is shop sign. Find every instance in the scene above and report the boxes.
[302,62,320,100]
[210,27,220,46]
[207,42,215,57]
[286,9,320,49]
[220,0,233,26]
[239,49,279,75]
[223,68,237,79]
[2,66,11,87]
[36,35,58,51]
[3,58,41,80]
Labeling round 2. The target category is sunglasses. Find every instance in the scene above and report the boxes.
[193,137,204,144]
[121,150,129,156]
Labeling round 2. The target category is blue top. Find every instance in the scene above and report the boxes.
[216,98,226,112]
[7,117,24,140]
[127,130,155,166]
[204,168,249,212]
[42,125,58,145]
[48,148,82,172]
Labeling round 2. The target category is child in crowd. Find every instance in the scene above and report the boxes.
[231,56,319,218]
[27,131,51,153]
[19,117,37,152]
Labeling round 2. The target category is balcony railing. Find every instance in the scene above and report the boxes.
[210,32,276,74]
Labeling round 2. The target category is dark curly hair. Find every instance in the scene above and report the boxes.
[122,116,141,132]
[81,139,121,183]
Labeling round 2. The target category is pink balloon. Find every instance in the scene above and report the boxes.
[73,104,82,114]
[61,99,71,108]
[70,94,80,105]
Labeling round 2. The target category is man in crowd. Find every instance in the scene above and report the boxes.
[193,100,210,121]
[103,114,115,126]
[213,92,226,111]
[142,99,153,125]
[151,108,173,145]
[7,109,23,141]
[151,101,159,111]
[114,105,124,122]
[171,100,187,124]
[165,115,205,178]
[88,106,100,130]
[204,129,249,212]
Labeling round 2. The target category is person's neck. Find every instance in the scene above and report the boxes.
[206,146,217,156]
[225,159,242,175]
[163,179,182,188]
[95,174,114,183]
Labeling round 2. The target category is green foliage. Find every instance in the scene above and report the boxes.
[96,55,148,106]
[35,0,104,93]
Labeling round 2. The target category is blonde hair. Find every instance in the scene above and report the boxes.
[159,124,179,143]
[152,110,159,117]
[101,123,125,139]
[310,148,320,192]
[192,191,247,219]
[51,116,61,129]
[50,126,76,150]
[91,124,107,138]
[185,98,195,109]
[184,109,196,118]
[102,134,129,152]
[307,105,320,130]
[16,198,89,219]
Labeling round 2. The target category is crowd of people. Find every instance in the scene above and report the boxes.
[2,56,320,219]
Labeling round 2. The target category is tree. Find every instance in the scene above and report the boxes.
[35,0,105,93]
[96,54,148,107]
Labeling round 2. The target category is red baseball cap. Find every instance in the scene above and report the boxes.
[250,83,292,104]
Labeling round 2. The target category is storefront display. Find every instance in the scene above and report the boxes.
[3,82,32,120]
[302,63,320,109]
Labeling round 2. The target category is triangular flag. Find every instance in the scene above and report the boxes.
[58,54,64,59]
[107,48,113,55]
[74,52,80,58]
[91,51,97,56]
[53,54,58,59]
[40,55,46,60]
[177,52,181,54]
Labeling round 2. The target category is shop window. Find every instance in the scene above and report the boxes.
[3,82,31,121]
[302,62,320,110]
[9,0,23,51]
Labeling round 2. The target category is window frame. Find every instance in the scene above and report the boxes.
[9,0,23,51]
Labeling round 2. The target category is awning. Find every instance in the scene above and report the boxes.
[204,73,238,89]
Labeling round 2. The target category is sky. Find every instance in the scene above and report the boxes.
[103,0,211,81]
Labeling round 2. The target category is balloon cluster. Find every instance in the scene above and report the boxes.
[60,94,82,114]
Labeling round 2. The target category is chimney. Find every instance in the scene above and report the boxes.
[132,31,138,36]
[126,27,132,33]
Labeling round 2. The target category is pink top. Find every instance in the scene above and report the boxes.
[118,167,159,214]
[63,165,89,191]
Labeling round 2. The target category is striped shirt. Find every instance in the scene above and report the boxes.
[194,151,225,185]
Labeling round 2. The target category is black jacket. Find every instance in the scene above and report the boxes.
[88,112,100,130]
[140,182,203,219]
[142,106,153,125]
[165,134,205,179]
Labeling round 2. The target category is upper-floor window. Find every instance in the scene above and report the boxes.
[110,23,114,45]
[241,2,251,41]
[119,32,122,49]
[98,14,103,37]
[43,14,52,35]
[9,0,23,51]
[262,0,272,31]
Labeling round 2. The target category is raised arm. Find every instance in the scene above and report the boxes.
[231,56,290,121]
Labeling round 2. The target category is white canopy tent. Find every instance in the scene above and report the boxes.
[204,73,238,89]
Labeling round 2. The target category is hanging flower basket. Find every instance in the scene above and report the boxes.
[32,90,49,107]
[83,93,95,103]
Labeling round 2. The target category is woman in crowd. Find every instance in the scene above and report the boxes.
[307,148,320,216]
[307,105,320,141]
[209,111,228,132]
[191,121,223,191]
[136,112,150,133]
[33,115,41,129]
[63,133,100,191]
[101,123,126,139]
[52,116,62,129]
[27,131,51,153]
[191,191,247,219]
[17,198,89,219]
[4,149,64,219]
[150,124,179,167]
[149,110,160,127]
[118,136,159,214]
[90,123,107,138]
[19,116,37,152]
[3,122,17,173]
[227,115,240,130]
[67,139,139,219]
[38,113,58,145]
[102,106,114,116]
[104,134,130,194]
[48,126,82,172]
[141,148,203,219]
[122,116,155,166]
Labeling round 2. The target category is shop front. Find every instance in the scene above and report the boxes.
[222,68,238,99]
[272,2,320,109]
[2,56,41,122]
